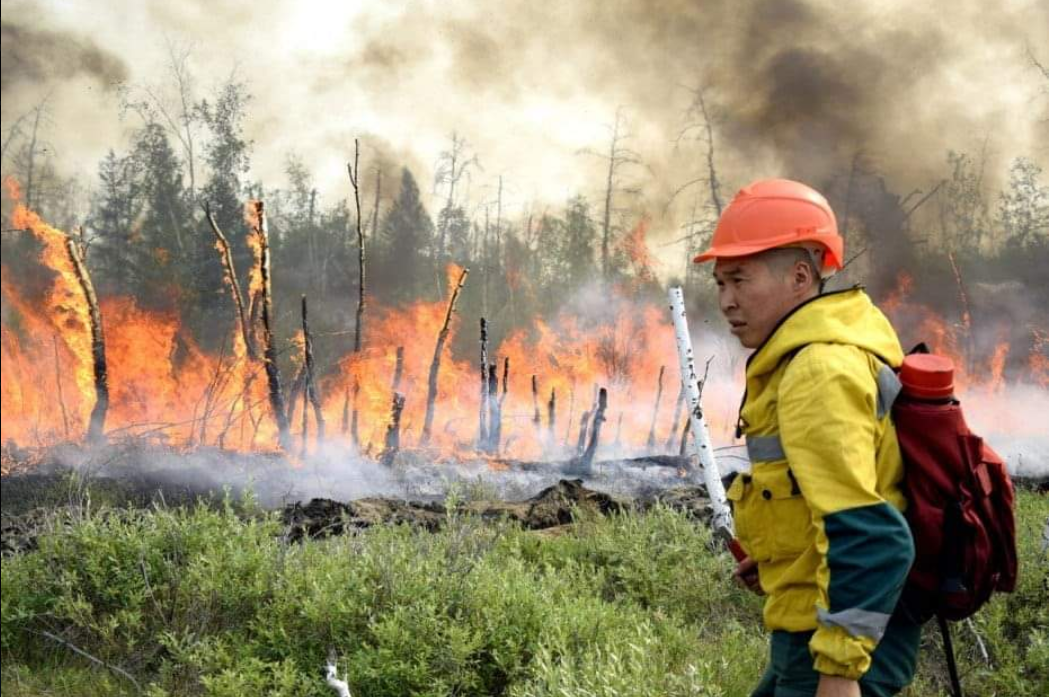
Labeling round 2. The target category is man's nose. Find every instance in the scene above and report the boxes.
[719,286,737,315]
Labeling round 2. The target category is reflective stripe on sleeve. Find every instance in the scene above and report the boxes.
[817,607,892,642]
[746,434,786,462]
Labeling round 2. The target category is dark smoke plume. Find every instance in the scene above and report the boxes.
[1,19,128,96]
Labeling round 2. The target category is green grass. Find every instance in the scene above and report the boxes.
[1,490,1045,696]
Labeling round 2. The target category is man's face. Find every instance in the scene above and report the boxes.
[713,255,807,349]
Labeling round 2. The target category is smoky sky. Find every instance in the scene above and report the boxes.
[0,18,128,94]
[1,0,1046,258]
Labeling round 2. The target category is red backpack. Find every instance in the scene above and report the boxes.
[891,350,1018,624]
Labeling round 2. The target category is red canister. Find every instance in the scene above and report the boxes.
[899,353,955,400]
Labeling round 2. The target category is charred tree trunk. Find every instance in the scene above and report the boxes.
[66,232,108,443]
[486,362,501,453]
[301,295,325,443]
[531,375,541,442]
[665,382,685,452]
[581,388,608,470]
[205,203,255,358]
[301,371,310,457]
[351,379,361,448]
[391,346,405,392]
[477,318,489,448]
[380,393,406,466]
[252,200,292,451]
[547,388,556,451]
[576,409,591,455]
[341,385,350,436]
[420,266,469,445]
[646,365,666,448]
[348,140,367,353]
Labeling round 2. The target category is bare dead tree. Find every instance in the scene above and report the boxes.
[531,375,541,437]
[420,266,469,445]
[204,202,255,358]
[1,110,29,166]
[547,388,557,451]
[351,379,361,448]
[66,229,109,442]
[434,132,481,260]
[477,318,489,448]
[391,346,405,393]
[380,393,406,466]
[581,107,643,279]
[370,167,382,235]
[646,365,666,448]
[301,295,325,443]
[486,362,500,453]
[664,381,685,453]
[347,139,367,354]
[576,408,592,455]
[251,200,292,450]
[581,387,608,470]
[21,100,51,211]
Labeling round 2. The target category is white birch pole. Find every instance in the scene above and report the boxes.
[668,286,735,538]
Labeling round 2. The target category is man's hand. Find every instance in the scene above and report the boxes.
[733,556,764,595]
[815,675,860,697]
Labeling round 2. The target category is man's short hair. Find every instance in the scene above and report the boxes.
[759,247,824,292]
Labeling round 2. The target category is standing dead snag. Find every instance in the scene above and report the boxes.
[301,295,325,443]
[531,375,542,441]
[664,382,685,452]
[205,202,255,358]
[576,408,591,455]
[380,393,406,466]
[420,265,469,445]
[581,387,608,471]
[251,200,292,451]
[486,363,500,453]
[347,139,367,354]
[646,365,666,448]
[391,346,405,392]
[477,318,489,448]
[66,230,108,442]
[546,388,556,451]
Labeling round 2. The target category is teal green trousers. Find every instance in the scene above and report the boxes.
[750,616,921,697]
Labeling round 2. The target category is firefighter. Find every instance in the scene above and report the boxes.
[694,179,920,697]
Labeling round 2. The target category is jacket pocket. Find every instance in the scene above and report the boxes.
[743,463,814,561]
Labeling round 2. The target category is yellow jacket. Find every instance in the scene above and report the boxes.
[727,288,914,679]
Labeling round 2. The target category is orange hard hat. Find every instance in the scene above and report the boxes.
[693,178,843,272]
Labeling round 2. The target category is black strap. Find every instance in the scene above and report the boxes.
[908,342,931,355]
[938,613,964,697]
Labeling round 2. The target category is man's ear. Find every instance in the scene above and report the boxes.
[793,260,816,294]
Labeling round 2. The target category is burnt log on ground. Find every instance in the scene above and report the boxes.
[282,479,638,542]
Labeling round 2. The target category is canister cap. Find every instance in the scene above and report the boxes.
[900,353,955,399]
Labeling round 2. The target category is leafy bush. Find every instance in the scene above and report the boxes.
[2,491,1046,696]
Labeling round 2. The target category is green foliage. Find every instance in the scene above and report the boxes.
[3,492,1045,696]
[374,168,435,304]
